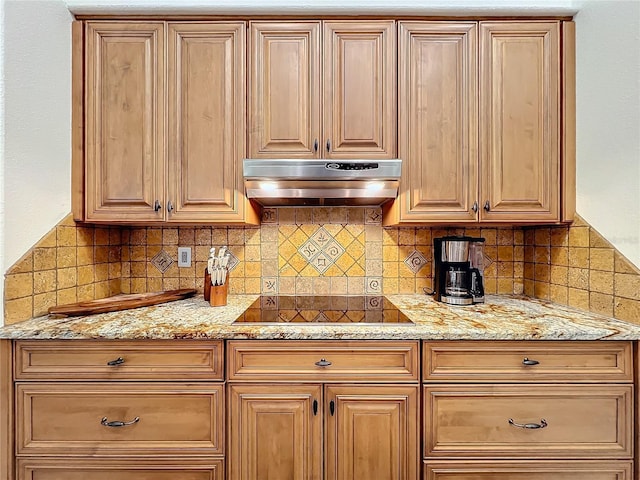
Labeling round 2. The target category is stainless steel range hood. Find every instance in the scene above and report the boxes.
[243,159,402,207]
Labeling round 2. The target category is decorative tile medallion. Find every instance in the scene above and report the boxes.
[366,277,382,294]
[365,208,383,225]
[261,208,278,224]
[404,250,429,274]
[262,277,278,294]
[150,250,174,273]
[311,252,332,274]
[323,240,345,261]
[226,251,240,271]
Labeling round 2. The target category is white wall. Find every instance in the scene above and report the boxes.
[1,0,640,326]
[574,0,640,265]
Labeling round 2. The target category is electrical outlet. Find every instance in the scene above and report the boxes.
[177,247,192,267]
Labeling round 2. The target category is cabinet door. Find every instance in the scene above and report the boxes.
[228,384,322,480]
[387,22,477,225]
[85,22,165,222]
[326,385,419,480]
[168,23,256,223]
[479,22,560,222]
[324,21,396,159]
[249,22,321,158]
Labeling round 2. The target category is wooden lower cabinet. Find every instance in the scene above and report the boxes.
[17,458,224,480]
[228,384,419,480]
[423,460,633,480]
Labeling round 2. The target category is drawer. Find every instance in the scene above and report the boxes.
[16,382,224,456]
[424,461,633,480]
[14,340,224,381]
[424,385,633,458]
[17,458,224,480]
[423,341,633,383]
[227,340,419,382]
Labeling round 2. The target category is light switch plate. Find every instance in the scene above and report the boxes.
[178,247,192,267]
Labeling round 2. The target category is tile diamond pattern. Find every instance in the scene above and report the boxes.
[404,250,428,274]
[151,250,173,273]
[293,226,352,275]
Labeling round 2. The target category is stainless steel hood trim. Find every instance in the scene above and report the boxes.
[243,158,402,207]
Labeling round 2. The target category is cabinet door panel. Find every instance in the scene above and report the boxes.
[85,22,164,222]
[168,23,248,222]
[324,21,396,158]
[393,22,477,223]
[326,385,419,480]
[228,384,322,480]
[249,22,321,158]
[480,22,560,221]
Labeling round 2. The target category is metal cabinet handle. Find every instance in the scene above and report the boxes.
[471,201,478,213]
[508,418,547,429]
[167,201,174,213]
[314,139,319,153]
[313,399,318,416]
[326,139,331,153]
[315,358,332,367]
[153,200,161,212]
[107,357,125,366]
[329,400,335,416]
[101,416,140,428]
[483,200,490,211]
[522,357,539,366]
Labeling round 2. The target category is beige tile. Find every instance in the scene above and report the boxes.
[513,281,524,295]
[568,267,589,289]
[109,228,122,245]
[94,228,110,246]
[212,228,229,245]
[57,226,77,247]
[523,279,534,297]
[534,246,550,264]
[296,208,313,224]
[614,273,640,300]
[614,297,640,325]
[38,229,57,248]
[382,228,398,245]
[568,288,590,311]
[296,277,313,294]
[245,228,261,245]
[178,228,195,245]
[572,215,588,227]
[589,228,611,248]
[5,272,33,299]
[179,277,196,290]
[480,228,497,246]
[524,245,534,263]
[33,292,58,317]
[534,228,550,246]
[33,248,57,271]
[484,277,497,294]
[497,229,514,246]
[109,263,122,280]
[398,228,415,246]
[33,270,57,294]
[76,226,94,246]
[77,246,94,266]
[550,227,569,247]
[147,277,162,292]
[397,277,414,294]
[589,270,614,295]
[57,268,77,290]
[513,229,524,245]
[120,279,131,294]
[534,281,550,300]
[7,252,33,274]
[497,278,514,294]
[162,277,181,291]
[497,246,514,262]
[4,296,34,324]
[228,228,245,246]
[590,291,613,317]
[534,263,550,283]
[497,261,514,278]
[95,264,109,282]
[56,246,77,268]
[57,287,77,305]
[58,214,76,226]
[162,228,179,245]
[94,281,110,298]
[77,265,95,285]
[347,276,365,294]
[589,248,614,272]
[76,285,95,303]
[550,265,568,286]
[513,261,524,279]
[568,247,590,268]
[278,277,296,295]
[550,247,568,266]
[382,277,399,295]
[108,246,121,263]
[195,228,212,246]
[524,229,537,247]
[130,278,147,293]
[94,246,109,264]
[614,252,640,274]
[550,284,568,305]
[416,228,432,246]
[524,262,535,280]
[146,228,162,245]
[568,226,589,247]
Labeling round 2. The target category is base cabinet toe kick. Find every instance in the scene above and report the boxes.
[2,339,636,480]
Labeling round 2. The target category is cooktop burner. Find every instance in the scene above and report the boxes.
[233,295,413,324]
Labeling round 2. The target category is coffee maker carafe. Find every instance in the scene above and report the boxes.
[433,236,486,305]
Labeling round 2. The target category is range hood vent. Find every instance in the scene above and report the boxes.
[243,159,401,207]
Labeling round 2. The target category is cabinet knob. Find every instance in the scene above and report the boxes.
[153,200,161,212]
[313,139,319,153]
[315,358,332,367]
[471,201,478,213]
[326,139,331,153]
[329,400,335,416]
[106,357,125,366]
[313,399,318,416]
[522,357,539,366]
[101,416,140,428]
[167,201,174,213]
[483,200,490,212]
[508,418,547,429]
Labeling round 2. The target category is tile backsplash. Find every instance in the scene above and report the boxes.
[5,208,640,326]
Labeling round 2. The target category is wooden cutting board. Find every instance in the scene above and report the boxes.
[48,289,197,318]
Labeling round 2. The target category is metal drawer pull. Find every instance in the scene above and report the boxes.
[508,418,547,429]
[522,357,539,366]
[329,400,335,416]
[107,357,125,366]
[315,358,332,367]
[313,399,318,416]
[101,416,140,428]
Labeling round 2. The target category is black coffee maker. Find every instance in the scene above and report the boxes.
[433,236,485,305]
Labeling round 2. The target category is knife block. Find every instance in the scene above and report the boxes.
[209,282,228,307]
[204,269,212,301]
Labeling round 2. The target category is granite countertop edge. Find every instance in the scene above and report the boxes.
[2,294,640,341]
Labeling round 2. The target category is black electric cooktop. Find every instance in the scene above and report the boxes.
[233,295,414,325]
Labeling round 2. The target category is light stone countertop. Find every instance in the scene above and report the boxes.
[2,294,640,341]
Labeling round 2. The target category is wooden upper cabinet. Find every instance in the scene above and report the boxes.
[384,22,477,225]
[85,22,165,222]
[249,20,396,160]
[167,22,251,223]
[323,21,396,158]
[249,22,321,158]
[479,21,560,222]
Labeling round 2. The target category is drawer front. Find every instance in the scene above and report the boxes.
[17,458,224,480]
[424,461,633,480]
[16,383,224,456]
[423,341,633,383]
[424,385,633,458]
[15,340,224,381]
[227,340,419,382]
